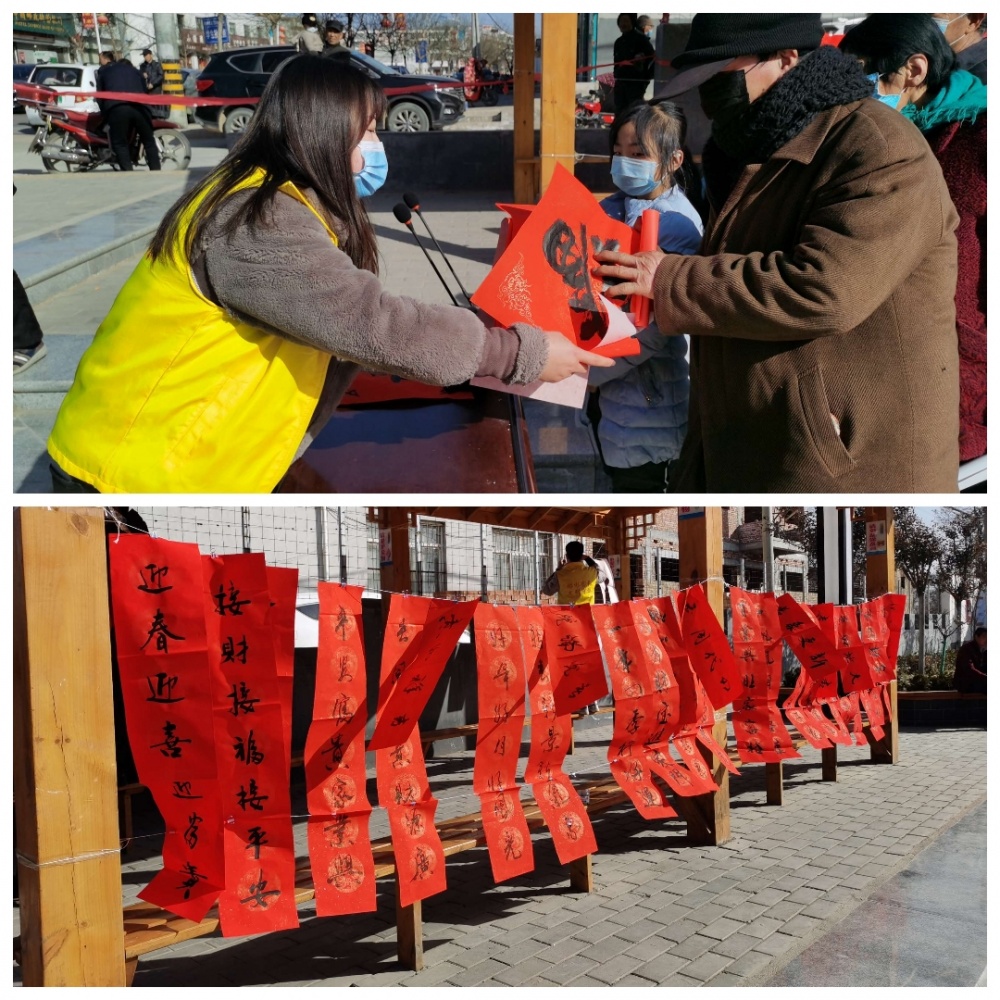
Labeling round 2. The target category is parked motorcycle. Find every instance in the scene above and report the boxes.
[17,82,191,173]
[575,92,614,129]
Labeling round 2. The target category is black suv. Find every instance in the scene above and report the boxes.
[194,46,466,134]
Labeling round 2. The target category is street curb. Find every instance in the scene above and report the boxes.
[21,224,155,300]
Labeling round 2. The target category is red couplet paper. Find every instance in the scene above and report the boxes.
[520,606,597,864]
[368,594,479,752]
[203,553,299,937]
[340,372,475,407]
[109,535,225,922]
[471,604,535,882]
[729,587,799,765]
[266,566,298,774]
[833,605,874,694]
[304,583,377,917]
[630,208,660,328]
[374,596,455,907]
[539,604,609,716]
[473,164,640,359]
[591,601,677,819]
[679,584,740,711]
[777,593,848,684]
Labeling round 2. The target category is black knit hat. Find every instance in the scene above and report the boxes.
[657,13,823,98]
[673,14,823,69]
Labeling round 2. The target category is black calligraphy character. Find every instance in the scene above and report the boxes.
[559,634,582,652]
[744,721,760,736]
[541,219,605,330]
[736,599,750,619]
[325,815,351,848]
[150,720,190,758]
[616,648,633,673]
[761,629,774,643]
[390,714,410,728]
[626,760,644,782]
[228,680,260,716]
[626,707,643,735]
[773,737,784,753]
[785,619,805,632]
[140,609,185,653]
[746,738,765,756]
[240,869,281,909]
[177,861,206,900]
[562,815,582,841]
[647,607,664,624]
[692,630,709,646]
[146,671,182,704]
[799,636,816,649]
[331,694,355,724]
[328,775,353,810]
[502,830,522,860]
[183,811,203,850]
[396,619,411,642]
[412,846,433,882]
[334,606,351,641]
[438,613,460,629]
[486,769,504,792]
[543,727,560,753]
[172,780,201,799]
[720,675,731,692]
[655,701,672,725]
[741,648,758,664]
[493,734,507,756]
[616,739,634,759]
[214,581,250,616]
[569,684,588,700]
[221,635,249,665]
[554,613,575,625]
[742,673,756,690]
[390,744,409,769]
[336,652,353,682]
[492,661,513,690]
[234,729,265,765]
[740,696,756,712]
[704,650,720,673]
[850,671,862,686]
[739,623,754,643]
[236,778,269,811]
[138,563,172,594]
[321,734,346,770]
[403,674,425,695]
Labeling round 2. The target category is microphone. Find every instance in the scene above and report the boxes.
[402,191,473,304]
[393,202,463,309]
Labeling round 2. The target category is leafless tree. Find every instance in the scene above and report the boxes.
[893,507,944,673]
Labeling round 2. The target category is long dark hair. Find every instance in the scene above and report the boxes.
[840,14,958,96]
[149,56,387,273]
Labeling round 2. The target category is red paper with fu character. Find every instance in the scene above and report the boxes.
[473,165,640,359]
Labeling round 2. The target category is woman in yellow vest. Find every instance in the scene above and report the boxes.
[47,57,612,493]
[542,541,601,606]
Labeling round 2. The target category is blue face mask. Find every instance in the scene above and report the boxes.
[353,140,387,198]
[867,73,903,110]
[611,155,659,197]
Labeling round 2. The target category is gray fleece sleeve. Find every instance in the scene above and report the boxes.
[198,191,548,386]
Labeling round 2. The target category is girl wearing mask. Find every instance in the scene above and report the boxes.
[48,57,610,493]
[587,100,704,492]
[841,15,986,469]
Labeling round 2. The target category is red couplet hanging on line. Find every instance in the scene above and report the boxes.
[539,604,609,716]
[471,604,536,883]
[630,208,660,328]
[203,553,299,937]
[266,566,298,774]
[108,534,226,923]
[678,583,740,711]
[304,583,377,916]
[520,606,598,864]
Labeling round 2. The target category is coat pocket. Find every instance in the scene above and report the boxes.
[796,367,855,479]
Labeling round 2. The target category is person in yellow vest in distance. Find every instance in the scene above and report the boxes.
[543,541,604,714]
[45,57,613,494]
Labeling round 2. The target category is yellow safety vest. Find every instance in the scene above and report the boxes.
[556,562,599,606]
[48,168,336,493]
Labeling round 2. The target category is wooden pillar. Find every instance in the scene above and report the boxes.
[378,508,412,606]
[512,13,537,204]
[612,513,631,602]
[821,746,838,781]
[395,875,424,971]
[677,507,730,845]
[14,507,125,987]
[765,762,783,805]
[865,507,898,764]
[539,13,578,194]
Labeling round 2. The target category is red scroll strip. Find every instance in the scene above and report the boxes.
[471,605,536,882]
[203,554,298,937]
[520,606,598,864]
[109,535,225,922]
[728,588,800,764]
[539,604,609,716]
[678,583,740,711]
[374,594,477,907]
[266,566,298,774]
[369,595,479,751]
[304,583,377,916]
[833,605,874,695]
[591,601,677,819]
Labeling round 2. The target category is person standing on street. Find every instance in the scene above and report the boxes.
[323,19,350,59]
[596,13,960,493]
[140,47,164,115]
[96,51,161,171]
[295,14,325,54]
[954,627,987,694]
[613,14,656,111]
[14,186,46,374]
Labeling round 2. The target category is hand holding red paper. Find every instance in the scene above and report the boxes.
[594,247,666,303]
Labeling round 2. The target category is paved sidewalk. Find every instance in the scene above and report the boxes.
[14,721,984,987]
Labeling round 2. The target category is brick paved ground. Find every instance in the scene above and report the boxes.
[18,721,980,987]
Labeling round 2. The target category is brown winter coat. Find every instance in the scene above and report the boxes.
[654,98,960,492]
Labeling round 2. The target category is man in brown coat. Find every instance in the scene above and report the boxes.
[597,13,960,491]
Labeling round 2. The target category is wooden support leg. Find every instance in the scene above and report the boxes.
[821,746,838,781]
[125,958,138,987]
[395,875,424,972]
[567,716,576,756]
[568,854,593,893]
[765,762,784,805]
[870,680,899,764]
[685,715,731,846]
